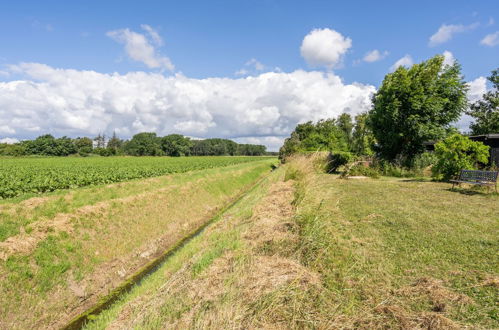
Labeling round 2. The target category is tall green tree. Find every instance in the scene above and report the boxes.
[369,55,468,163]
[160,134,193,156]
[124,132,163,156]
[351,112,375,156]
[337,113,354,147]
[23,134,77,156]
[466,68,499,135]
[94,133,106,149]
[278,119,349,160]
[73,137,93,154]
[106,132,124,155]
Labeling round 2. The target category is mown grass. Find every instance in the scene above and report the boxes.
[81,156,498,329]
[288,157,499,328]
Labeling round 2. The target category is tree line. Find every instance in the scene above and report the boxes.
[0,132,267,157]
[279,55,498,169]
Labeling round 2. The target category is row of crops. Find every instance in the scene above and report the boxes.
[0,156,272,199]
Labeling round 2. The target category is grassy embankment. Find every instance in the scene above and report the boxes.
[82,155,498,329]
[0,158,275,329]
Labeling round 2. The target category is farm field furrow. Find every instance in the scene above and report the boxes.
[0,158,275,329]
[0,156,273,199]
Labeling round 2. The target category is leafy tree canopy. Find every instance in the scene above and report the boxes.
[161,134,193,156]
[369,55,468,163]
[124,132,164,156]
[466,68,499,135]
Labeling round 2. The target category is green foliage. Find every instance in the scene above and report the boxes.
[160,134,193,156]
[0,143,26,156]
[466,68,499,135]
[337,113,354,146]
[432,134,490,181]
[326,151,354,173]
[73,137,93,155]
[345,164,380,178]
[351,112,375,156]
[411,152,438,171]
[279,119,350,160]
[93,147,112,157]
[23,134,78,156]
[106,132,124,155]
[124,132,164,156]
[0,156,271,199]
[190,138,266,156]
[369,55,468,163]
[235,143,266,156]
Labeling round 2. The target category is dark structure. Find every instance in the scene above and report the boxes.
[469,134,499,166]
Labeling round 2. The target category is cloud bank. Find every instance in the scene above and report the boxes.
[0,63,376,150]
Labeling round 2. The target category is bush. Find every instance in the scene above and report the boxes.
[410,152,438,176]
[344,164,380,178]
[372,159,416,178]
[431,134,490,181]
[411,152,438,170]
[326,151,354,173]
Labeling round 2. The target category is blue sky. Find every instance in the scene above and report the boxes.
[0,0,498,149]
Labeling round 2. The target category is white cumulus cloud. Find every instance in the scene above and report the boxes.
[480,31,499,46]
[454,76,488,131]
[390,55,413,72]
[429,23,478,46]
[442,50,455,66]
[363,49,389,63]
[0,137,19,144]
[300,28,352,69]
[107,26,174,71]
[0,63,375,151]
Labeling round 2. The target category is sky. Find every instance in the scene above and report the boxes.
[0,0,498,150]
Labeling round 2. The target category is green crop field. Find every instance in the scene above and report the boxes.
[0,156,272,199]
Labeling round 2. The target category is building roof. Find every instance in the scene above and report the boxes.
[469,134,499,139]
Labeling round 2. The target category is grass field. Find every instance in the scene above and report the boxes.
[0,158,275,329]
[80,155,498,329]
[1,155,497,329]
[0,156,272,199]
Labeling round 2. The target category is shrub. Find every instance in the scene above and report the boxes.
[372,159,415,177]
[431,134,490,181]
[344,164,380,178]
[326,151,354,173]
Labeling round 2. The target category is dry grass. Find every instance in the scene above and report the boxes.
[0,159,274,329]
[81,155,498,329]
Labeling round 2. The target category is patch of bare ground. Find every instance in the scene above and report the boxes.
[0,203,107,261]
[243,180,298,249]
[373,305,461,329]
[106,180,322,329]
[1,165,263,329]
[0,212,76,260]
[398,277,474,312]
[0,170,231,260]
